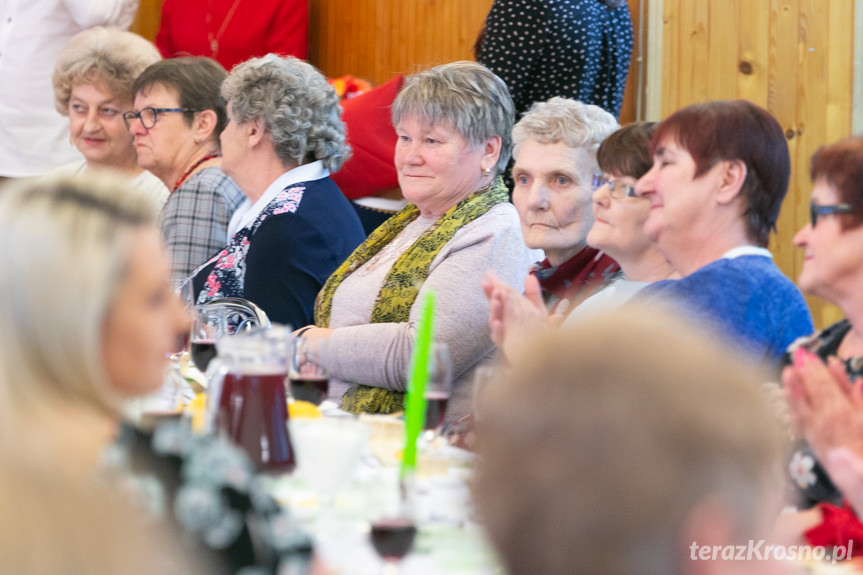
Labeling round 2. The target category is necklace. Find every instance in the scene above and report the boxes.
[172,153,220,192]
[205,0,243,58]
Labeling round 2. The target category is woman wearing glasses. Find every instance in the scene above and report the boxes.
[49,28,167,209]
[126,57,245,286]
[777,136,863,518]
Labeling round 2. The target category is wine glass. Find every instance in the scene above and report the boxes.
[368,476,418,574]
[289,336,330,405]
[189,305,228,373]
[423,343,452,441]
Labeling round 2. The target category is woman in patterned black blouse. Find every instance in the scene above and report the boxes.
[476,0,634,121]
[783,137,863,511]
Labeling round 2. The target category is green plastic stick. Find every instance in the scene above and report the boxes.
[401,290,434,479]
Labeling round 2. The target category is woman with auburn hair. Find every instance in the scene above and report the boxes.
[633,100,812,365]
[773,136,863,553]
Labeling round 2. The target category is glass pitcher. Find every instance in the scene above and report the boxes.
[206,326,295,472]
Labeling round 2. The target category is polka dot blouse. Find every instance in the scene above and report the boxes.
[478,0,634,120]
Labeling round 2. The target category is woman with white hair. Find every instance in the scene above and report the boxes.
[508,97,622,313]
[49,27,167,208]
[485,121,676,360]
[189,54,365,327]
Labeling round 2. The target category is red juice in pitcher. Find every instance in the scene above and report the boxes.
[218,371,295,472]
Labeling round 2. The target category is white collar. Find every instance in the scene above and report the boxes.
[228,161,329,237]
[720,245,773,260]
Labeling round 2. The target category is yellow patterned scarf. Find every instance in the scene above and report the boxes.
[314,178,509,414]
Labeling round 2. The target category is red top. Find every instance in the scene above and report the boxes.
[156,0,308,72]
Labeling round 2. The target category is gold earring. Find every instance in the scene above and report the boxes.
[482,167,492,177]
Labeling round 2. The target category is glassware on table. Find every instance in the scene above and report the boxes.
[423,343,452,437]
[289,336,330,405]
[190,299,272,374]
[206,326,295,472]
[189,305,229,373]
[368,475,418,574]
[288,417,370,532]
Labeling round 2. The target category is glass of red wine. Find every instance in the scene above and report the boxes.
[190,305,229,374]
[369,478,417,574]
[423,343,452,439]
[289,336,330,405]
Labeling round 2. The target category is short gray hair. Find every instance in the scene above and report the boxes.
[392,61,514,174]
[0,173,157,433]
[512,98,620,161]
[52,27,161,115]
[222,54,350,172]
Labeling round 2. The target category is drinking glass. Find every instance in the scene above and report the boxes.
[423,343,452,438]
[368,475,418,574]
[289,336,330,405]
[189,305,229,373]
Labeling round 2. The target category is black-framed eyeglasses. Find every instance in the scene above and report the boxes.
[810,201,854,227]
[591,173,640,199]
[122,107,200,129]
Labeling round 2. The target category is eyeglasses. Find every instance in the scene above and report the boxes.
[122,107,200,129]
[810,201,854,227]
[591,174,640,199]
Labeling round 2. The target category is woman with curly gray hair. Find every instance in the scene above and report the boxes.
[189,54,364,327]
[298,61,531,420]
[48,27,167,208]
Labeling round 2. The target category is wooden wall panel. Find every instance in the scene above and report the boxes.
[660,0,856,329]
[308,0,494,87]
[129,0,163,42]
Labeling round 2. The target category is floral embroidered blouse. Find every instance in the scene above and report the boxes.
[191,175,364,328]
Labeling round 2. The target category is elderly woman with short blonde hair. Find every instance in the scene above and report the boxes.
[510,97,621,312]
[298,61,531,420]
[189,54,365,327]
[49,27,167,208]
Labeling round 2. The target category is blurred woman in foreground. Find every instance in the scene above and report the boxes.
[475,306,788,575]
[50,27,167,208]
[0,175,316,574]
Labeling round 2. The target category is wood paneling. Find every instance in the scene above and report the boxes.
[129,0,163,42]
[660,0,856,329]
[308,0,494,86]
